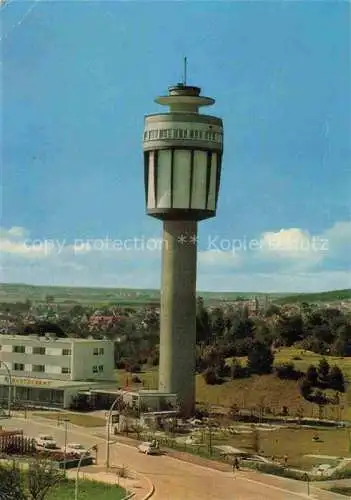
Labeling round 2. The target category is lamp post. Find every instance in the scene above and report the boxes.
[0,360,12,417]
[105,397,120,469]
[143,77,224,417]
[62,418,70,473]
[75,445,97,500]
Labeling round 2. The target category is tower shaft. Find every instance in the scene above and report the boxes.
[158,220,197,417]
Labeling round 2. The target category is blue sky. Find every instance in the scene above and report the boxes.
[1,0,350,292]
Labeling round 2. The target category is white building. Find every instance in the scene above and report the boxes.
[0,334,116,408]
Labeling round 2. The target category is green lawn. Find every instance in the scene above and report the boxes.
[274,347,351,381]
[33,412,105,427]
[329,487,351,497]
[47,479,126,500]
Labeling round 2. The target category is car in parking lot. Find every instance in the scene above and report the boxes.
[35,435,57,449]
[137,442,159,455]
[66,443,90,457]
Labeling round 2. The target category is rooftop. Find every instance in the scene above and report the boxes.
[0,335,113,343]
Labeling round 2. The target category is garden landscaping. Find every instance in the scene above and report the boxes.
[47,478,126,500]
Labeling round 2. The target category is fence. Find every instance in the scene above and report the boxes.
[0,434,35,456]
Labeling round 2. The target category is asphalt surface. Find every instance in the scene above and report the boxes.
[1,417,347,500]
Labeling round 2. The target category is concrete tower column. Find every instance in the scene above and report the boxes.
[158,220,197,417]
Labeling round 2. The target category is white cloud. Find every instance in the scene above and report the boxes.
[198,249,241,268]
[0,227,51,258]
[257,227,326,269]
[6,226,28,238]
[0,221,350,292]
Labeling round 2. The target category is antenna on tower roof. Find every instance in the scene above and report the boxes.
[183,56,187,86]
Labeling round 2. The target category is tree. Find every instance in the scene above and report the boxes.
[0,460,63,500]
[328,365,345,393]
[0,461,27,500]
[274,314,304,346]
[247,341,274,375]
[264,304,281,317]
[209,307,225,337]
[318,358,330,385]
[332,323,351,356]
[230,318,255,340]
[300,379,313,401]
[254,321,273,344]
[27,460,64,500]
[196,297,211,343]
[306,365,318,386]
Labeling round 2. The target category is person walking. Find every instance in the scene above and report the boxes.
[233,457,240,472]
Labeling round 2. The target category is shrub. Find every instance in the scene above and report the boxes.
[116,359,126,369]
[247,341,274,375]
[306,365,318,385]
[328,365,345,392]
[147,353,159,366]
[230,360,249,379]
[126,363,141,373]
[275,362,302,380]
[300,378,313,401]
[203,367,220,385]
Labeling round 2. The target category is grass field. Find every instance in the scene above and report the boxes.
[47,478,125,500]
[117,347,351,421]
[274,348,351,381]
[329,487,351,497]
[33,412,105,427]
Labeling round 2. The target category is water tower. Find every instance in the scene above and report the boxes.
[142,68,224,416]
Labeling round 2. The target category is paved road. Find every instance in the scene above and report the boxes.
[1,417,346,500]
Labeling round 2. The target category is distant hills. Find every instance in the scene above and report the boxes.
[274,288,351,304]
[0,283,350,306]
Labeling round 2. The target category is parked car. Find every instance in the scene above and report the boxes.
[35,435,57,449]
[137,442,159,455]
[66,443,90,457]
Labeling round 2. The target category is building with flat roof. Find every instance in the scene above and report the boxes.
[0,334,116,408]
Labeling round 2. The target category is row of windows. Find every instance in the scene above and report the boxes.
[12,363,71,375]
[144,128,223,143]
[13,363,45,372]
[8,345,72,356]
[12,364,104,374]
[3,346,104,356]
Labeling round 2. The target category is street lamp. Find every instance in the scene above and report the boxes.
[75,445,97,500]
[143,75,224,417]
[105,397,121,469]
[62,418,70,473]
[0,360,12,417]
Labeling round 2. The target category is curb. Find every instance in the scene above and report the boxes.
[121,492,135,500]
[114,465,155,500]
[141,475,155,500]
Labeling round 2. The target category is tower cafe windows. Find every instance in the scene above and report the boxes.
[144,128,223,143]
